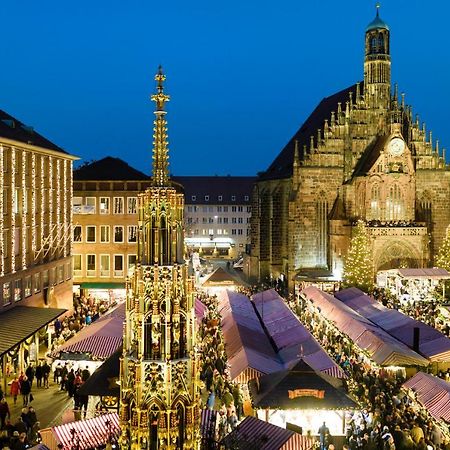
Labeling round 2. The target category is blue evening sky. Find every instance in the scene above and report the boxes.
[0,0,447,176]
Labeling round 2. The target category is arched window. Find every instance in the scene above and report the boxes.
[370,184,380,219]
[177,404,185,449]
[150,406,159,450]
[386,184,404,220]
[378,33,385,53]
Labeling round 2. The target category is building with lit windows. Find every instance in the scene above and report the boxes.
[249,7,450,291]
[72,157,152,300]
[0,110,76,310]
[173,176,255,259]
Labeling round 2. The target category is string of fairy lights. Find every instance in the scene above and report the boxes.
[0,145,4,277]
[11,147,15,273]
[21,150,27,270]
[31,153,36,256]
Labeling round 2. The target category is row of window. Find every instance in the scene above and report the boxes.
[73,225,137,244]
[187,217,250,225]
[187,205,251,213]
[2,262,71,306]
[191,195,249,202]
[73,197,137,215]
[190,228,248,236]
[1,188,69,215]
[73,254,136,278]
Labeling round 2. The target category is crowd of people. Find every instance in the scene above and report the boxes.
[297,300,450,450]
[196,292,243,444]
[51,294,115,347]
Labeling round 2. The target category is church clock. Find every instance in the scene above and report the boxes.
[388,137,405,156]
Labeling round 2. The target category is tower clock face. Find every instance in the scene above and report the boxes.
[388,137,405,156]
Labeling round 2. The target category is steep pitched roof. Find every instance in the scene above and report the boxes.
[0,109,69,154]
[74,156,149,181]
[172,176,255,204]
[260,83,360,181]
[352,134,389,177]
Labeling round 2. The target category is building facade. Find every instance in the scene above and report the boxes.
[249,7,450,291]
[173,176,254,259]
[0,110,76,311]
[72,157,152,299]
[119,68,200,449]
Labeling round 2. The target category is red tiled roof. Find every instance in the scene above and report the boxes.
[52,413,119,449]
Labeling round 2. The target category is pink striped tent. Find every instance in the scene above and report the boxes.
[39,413,119,450]
[223,416,316,450]
[403,372,450,422]
[252,289,345,378]
[335,287,450,363]
[52,303,125,360]
[195,298,208,325]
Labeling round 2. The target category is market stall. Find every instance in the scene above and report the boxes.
[335,287,450,370]
[301,287,429,375]
[377,268,450,303]
[201,267,244,295]
[248,360,358,437]
[251,289,345,378]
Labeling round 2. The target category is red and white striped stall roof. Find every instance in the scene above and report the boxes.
[51,413,119,450]
[224,416,316,450]
[403,372,450,422]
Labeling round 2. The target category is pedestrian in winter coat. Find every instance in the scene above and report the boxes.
[35,363,43,388]
[42,362,51,388]
[0,398,10,428]
[20,376,31,406]
[10,377,20,405]
[25,365,35,387]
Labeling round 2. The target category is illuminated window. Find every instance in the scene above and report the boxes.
[370,184,380,219]
[73,255,82,273]
[85,197,96,214]
[127,197,137,214]
[24,276,31,297]
[100,254,110,277]
[113,197,124,214]
[386,184,404,220]
[128,225,137,243]
[33,273,41,293]
[86,226,96,243]
[114,226,124,243]
[3,282,11,305]
[100,197,110,214]
[100,225,110,243]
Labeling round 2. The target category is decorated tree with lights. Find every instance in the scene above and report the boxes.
[342,220,374,292]
[436,226,450,272]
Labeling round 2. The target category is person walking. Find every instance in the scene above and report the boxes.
[25,365,35,388]
[10,376,20,405]
[319,422,330,450]
[42,362,51,388]
[0,398,10,429]
[35,363,43,388]
[20,376,31,406]
[81,366,90,382]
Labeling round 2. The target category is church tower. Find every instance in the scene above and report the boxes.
[119,67,201,450]
[364,4,391,109]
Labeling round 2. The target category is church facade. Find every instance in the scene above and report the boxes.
[249,8,450,291]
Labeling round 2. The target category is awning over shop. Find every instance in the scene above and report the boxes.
[0,306,67,358]
[335,287,450,363]
[251,289,345,378]
[397,268,450,279]
[51,303,125,360]
[40,413,119,450]
[223,416,315,450]
[301,287,429,367]
[79,282,125,289]
[249,360,357,410]
[403,372,450,422]
[77,348,121,397]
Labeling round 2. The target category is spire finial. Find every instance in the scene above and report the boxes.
[151,66,171,186]
[376,2,381,17]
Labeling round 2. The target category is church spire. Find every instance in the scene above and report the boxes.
[151,65,170,186]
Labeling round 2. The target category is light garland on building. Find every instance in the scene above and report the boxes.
[63,160,67,258]
[56,159,61,257]
[0,145,4,276]
[11,147,16,273]
[49,157,53,254]
[40,155,45,263]
[21,150,27,270]
[68,161,73,258]
[31,154,36,254]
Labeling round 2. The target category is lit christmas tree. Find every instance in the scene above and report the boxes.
[436,226,450,272]
[342,220,374,292]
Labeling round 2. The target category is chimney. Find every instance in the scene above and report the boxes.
[413,327,420,353]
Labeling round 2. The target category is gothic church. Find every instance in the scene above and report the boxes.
[249,7,450,290]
